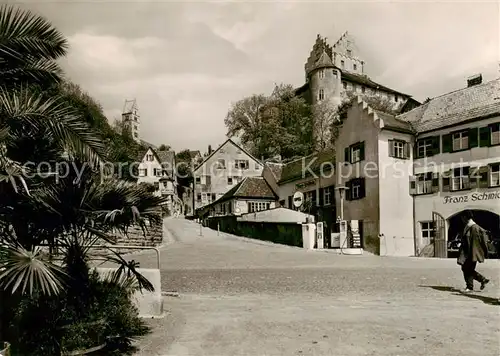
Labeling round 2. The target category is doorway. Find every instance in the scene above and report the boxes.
[447,209,500,258]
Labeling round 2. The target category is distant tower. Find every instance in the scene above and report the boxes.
[122,99,140,143]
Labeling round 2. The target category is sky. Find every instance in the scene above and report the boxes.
[10,0,500,153]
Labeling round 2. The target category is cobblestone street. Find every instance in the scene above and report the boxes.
[132,218,500,356]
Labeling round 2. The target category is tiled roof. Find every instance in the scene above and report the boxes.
[341,71,410,97]
[396,78,500,133]
[374,110,413,133]
[278,150,335,184]
[157,150,175,166]
[265,162,284,181]
[217,177,277,203]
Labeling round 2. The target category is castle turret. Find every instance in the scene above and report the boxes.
[305,34,342,108]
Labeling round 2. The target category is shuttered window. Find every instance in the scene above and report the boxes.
[389,139,410,159]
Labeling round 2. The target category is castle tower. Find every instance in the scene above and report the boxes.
[122,99,140,143]
[331,31,364,75]
[305,34,342,108]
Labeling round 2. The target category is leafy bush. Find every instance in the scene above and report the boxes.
[4,271,149,355]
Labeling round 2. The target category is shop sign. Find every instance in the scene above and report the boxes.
[443,190,500,204]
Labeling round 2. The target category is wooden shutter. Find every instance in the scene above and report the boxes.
[431,172,440,193]
[359,177,366,198]
[469,167,479,189]
[442,170,451,192]
[469,127,479,148]
[388,140,395,157]
[359,142,365,161]
[345,180,352,201]
[319,187,324,206]
[479,126,490,147]
[404,141,411,159]
[344,147,350,163]
[409,176,416,195]
[413,141,419,159]
[431,136,440,155]
[442,134,453,153]
[478,166,489,188]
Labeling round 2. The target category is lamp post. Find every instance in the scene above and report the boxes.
[335,185,348,221]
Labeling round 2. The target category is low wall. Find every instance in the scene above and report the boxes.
[95,267,163,318]
[207,216,302,247]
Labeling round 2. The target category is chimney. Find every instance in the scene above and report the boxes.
[208,145,212,155]
[467,74,482,87]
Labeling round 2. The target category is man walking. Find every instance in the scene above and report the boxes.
[457,210,490,292]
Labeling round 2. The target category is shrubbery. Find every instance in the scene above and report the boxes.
[1,270,149,355]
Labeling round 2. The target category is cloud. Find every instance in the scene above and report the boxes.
[13,0,499,152]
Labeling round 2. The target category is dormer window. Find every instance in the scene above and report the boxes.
[353,63,357,71]
[341,60,345,68]
[318,89,325,101]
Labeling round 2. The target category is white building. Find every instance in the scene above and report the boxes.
[193,138,264,213]
[137,147,178,213]
[268,75,500,257]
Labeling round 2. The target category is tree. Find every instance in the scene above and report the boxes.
[158,144,170,151]
[224,84,313,160]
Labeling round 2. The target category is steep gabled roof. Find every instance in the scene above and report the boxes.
[374,110,413,133]
[138,147,175,171]
[215,177,277,204]
[396,77,500,133]
[341,71,411,97]
[193,138,263,173]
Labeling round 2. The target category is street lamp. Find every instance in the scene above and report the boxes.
[335,185,349,221]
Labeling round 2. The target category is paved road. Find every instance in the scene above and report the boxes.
[133,218,500,356]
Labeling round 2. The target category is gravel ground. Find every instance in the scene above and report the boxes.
[132,218,500,356]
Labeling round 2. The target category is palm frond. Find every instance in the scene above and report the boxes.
[0,242,66,296]
[0,5,68,61]
[0,86,107,167]
[104,249,154,293]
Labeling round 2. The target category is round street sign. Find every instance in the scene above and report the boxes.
[293,191,304,208]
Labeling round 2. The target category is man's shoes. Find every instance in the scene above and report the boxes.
[462,288,473,293]
[480,279,490,290]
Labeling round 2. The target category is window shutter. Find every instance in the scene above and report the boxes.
[442,134,452,153]
[346,180,352,201]
[442,170,451,192]
[431,136,440,155]
[388,140,394,157]
[359,177,366,198]
[409,176,416,195]
[359,142,365,161]
[319,187,324,206]
[344,147,350,163]
[404,142,411,159]
[469,127,479,148]
[413,141,419,159]
[479,166,489,188]
[479,126,490,147]
[431,173,439,193]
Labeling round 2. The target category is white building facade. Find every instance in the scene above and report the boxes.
[270,76,500,257]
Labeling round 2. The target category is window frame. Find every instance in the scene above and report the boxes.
[452,130,469,151]
[417,138,433,158]
[324,187,332,206]
[490,163,500,187]
[491,124,500,146]
[392,140,405,159]
[416,172,432,195]
[420,221,435,240]
[227,176,233,185]
[451,166,470,191]
[318,89,325,101]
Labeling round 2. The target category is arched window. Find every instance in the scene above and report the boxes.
[318,89,325,101]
